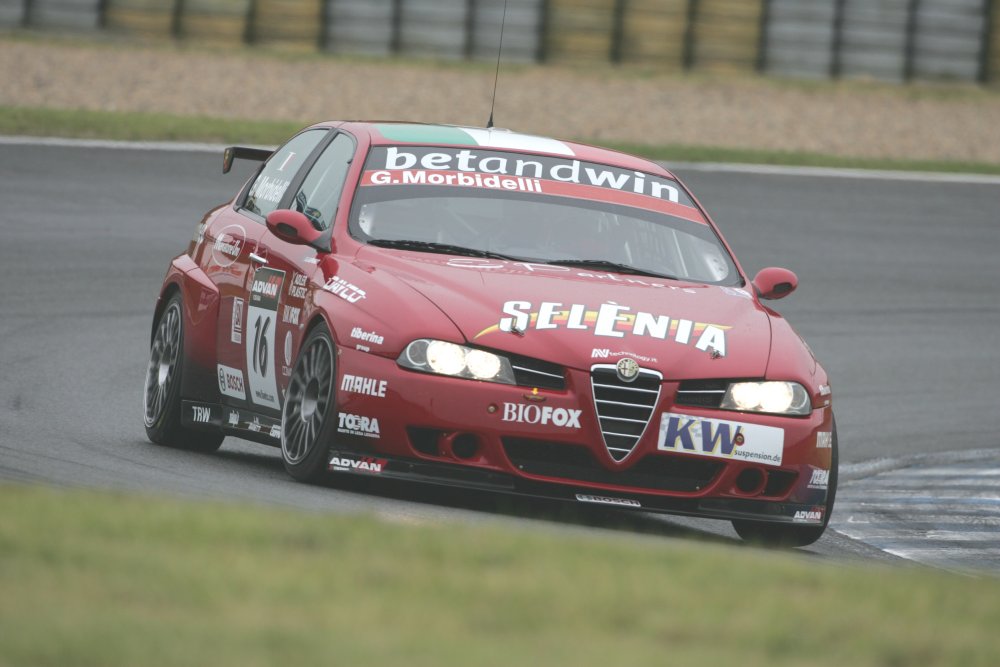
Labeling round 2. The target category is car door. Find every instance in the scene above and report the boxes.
[219,128,330,417]
[255,131,358,402]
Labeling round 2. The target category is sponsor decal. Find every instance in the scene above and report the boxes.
[211,224,245,268]
[337,413,380,439]
[227,409,239,426]
[269,424,281,439]
[809,468,830,490]
[283,331,293,366]
[443,257,697,291]
[329,454,388,474]
[340,373,388,398]
[657,412,784,466]
[793,507,825,523]
[368,146,688,207]
[356,344,371,353]
[288,272,308,299]
[477,300,729,356]
[365,169,544,195]
[818,384,832,397]
[816,431,833,449]
[247,175,290,205]
[191,405,212,424]
[323,276,366,303]
[502,403,582,428]
[282,305,300,326]
[245,267,286,410]
[575,494,642,508]
[351,327,384,346]
[194,223,206,244]
[217,364,247,400]
[248,417,262,433]
[591,348,658,364]
[231,297,244,344]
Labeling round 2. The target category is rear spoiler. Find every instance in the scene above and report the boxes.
[223,146,273,174]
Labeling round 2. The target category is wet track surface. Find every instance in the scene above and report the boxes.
[1,139,998,570]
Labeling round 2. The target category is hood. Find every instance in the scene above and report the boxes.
[356,248,772,379]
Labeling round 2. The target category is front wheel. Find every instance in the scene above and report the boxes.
[732,418,839,548]
[143,293,224,453]
[281,323,337,482]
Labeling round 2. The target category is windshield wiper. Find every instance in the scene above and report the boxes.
[367,239,522,261]
[545,259,678,280]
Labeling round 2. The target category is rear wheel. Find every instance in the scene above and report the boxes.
[143,293,224,453]
[732,418,839,548]
[281,323,337,482]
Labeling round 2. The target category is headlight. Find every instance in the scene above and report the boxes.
[720,381,811,416]
[398,339,516,384]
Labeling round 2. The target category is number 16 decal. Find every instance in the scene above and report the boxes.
[246,267,285,410]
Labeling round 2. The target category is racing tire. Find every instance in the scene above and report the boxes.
[731,418,839,548]
[281,323,337,482]
[143,293,224,453]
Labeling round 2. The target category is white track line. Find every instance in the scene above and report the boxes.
[2,135,998,185]
[663,160,1000,184]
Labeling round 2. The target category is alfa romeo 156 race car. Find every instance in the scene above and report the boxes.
[143,122,837,546]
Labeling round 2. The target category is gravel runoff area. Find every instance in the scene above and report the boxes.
[3,38,1000,163]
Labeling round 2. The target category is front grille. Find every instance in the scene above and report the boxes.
[674,379,728,408]
[590,365,662,462]
[508,353,566,390]
[502,438,721,493]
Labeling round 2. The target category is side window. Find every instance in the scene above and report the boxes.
[243,130,326,219]
[291,133,355,231]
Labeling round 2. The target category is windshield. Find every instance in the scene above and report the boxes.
[350,145,741,286]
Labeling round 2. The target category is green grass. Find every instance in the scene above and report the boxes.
[0,106,302,146]
[5,105,1000,175]
[2,484,1000,667]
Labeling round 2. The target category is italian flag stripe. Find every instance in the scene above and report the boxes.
[375,124,575,157]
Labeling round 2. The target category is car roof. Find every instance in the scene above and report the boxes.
[311,121,675,179]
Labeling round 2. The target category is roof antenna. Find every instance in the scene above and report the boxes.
[486,0,508,129]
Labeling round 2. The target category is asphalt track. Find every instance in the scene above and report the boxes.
[1,139,998,570]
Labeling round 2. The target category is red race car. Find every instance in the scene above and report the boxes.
[143,122,836,546]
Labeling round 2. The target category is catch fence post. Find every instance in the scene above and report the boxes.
[536,0,550,63]
[902,0,921,82]
[830,0,847,78]
[244,0,259,44]
[609,0,626,64]
[390,0,403,55]
[979,0,995,83]
[21,0,33,27]
[756,0,772,73]
[682,0,699,71]
[97,0,108,29]
[318,0,330,50]
[171,0,185,39]
[464,0,476,60]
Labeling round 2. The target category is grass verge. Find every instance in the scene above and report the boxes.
[2,484,1000,667]
[5,105,1000,175]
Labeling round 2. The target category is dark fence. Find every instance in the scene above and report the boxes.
[765,0,992,82]
[2,0,997,83]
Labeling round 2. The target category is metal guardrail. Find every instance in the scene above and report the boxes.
[2,0,997,84]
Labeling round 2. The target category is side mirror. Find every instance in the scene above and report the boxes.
[266,209,325,249]
[752,267,798,300]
